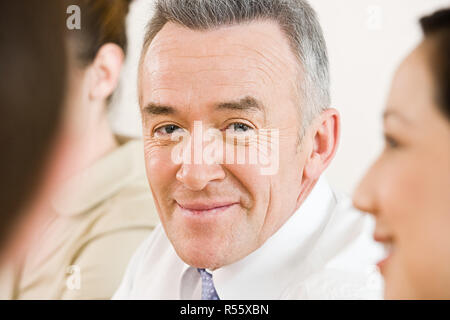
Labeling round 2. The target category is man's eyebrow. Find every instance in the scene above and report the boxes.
[143,96,265,116]
[216,96,265,113]
[143,103,176,115]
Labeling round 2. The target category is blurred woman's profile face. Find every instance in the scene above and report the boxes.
[353,41,450,299]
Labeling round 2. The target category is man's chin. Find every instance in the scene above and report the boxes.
[177,251,226,271]
[164,212,253,269]
[171,238,231,270]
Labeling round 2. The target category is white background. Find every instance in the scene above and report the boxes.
[109,0,450,195]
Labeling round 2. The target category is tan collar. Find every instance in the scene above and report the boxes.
[52,140,146,216]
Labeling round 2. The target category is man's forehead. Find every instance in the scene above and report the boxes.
[142,20,299,79]
[147,20,294,56]
[141,21,299,101]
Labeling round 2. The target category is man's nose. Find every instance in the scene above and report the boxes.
[176,162,226,191]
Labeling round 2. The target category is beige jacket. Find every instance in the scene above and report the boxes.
[0,140,159,299]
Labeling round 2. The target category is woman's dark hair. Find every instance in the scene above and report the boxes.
[67,0,133,66]
[0,2,67,251]
[420,8,450,120]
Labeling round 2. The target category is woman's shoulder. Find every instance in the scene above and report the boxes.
[76,138,159,237]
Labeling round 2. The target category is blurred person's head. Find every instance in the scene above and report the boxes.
[138,0,339,270]
[0,1,67,255]
[353,8,450,299]
[61,0,132,175]
[1,0,133,260]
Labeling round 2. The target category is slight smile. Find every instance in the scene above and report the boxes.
[176,201,239,216]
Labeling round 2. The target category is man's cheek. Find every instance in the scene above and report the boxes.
[227,164,270,218]
[145,152,178,203]
[146,146,177,174]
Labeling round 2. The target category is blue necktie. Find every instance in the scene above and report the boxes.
[197,268,220,300]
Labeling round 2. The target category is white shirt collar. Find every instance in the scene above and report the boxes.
[180,177,336,299]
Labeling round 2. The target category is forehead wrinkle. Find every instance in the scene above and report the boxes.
[231,43,295,77]
[149,67,265,76]
[146,61,279,96]
[153,44,291,71]
[147,24,296,80]
[146,58,271,90]
[144,65,265,100]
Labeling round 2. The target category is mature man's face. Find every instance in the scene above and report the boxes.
[140,20,309,269]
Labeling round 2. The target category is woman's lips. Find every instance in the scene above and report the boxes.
[374,234,394,273]
[176,201,239,216]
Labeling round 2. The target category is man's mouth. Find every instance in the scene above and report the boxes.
[176,201,239,216]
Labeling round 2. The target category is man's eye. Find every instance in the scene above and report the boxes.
[154,124,183,137]
[225,122,254,134]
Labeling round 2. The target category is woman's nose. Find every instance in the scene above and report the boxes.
[353,165,378,216]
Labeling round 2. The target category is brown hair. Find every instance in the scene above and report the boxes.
[0,1,67,250]
[67,0,133,65]
[420,8,450,120]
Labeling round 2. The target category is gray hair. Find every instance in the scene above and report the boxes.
[141,0,330,127]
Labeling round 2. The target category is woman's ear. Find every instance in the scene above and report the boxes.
[87,43,124,101]
[302,108,341,181]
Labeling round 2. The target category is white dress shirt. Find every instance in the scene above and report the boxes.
[113,177,384,300]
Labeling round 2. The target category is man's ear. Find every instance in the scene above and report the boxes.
[87,43,124,101]
[302,108,340,181]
